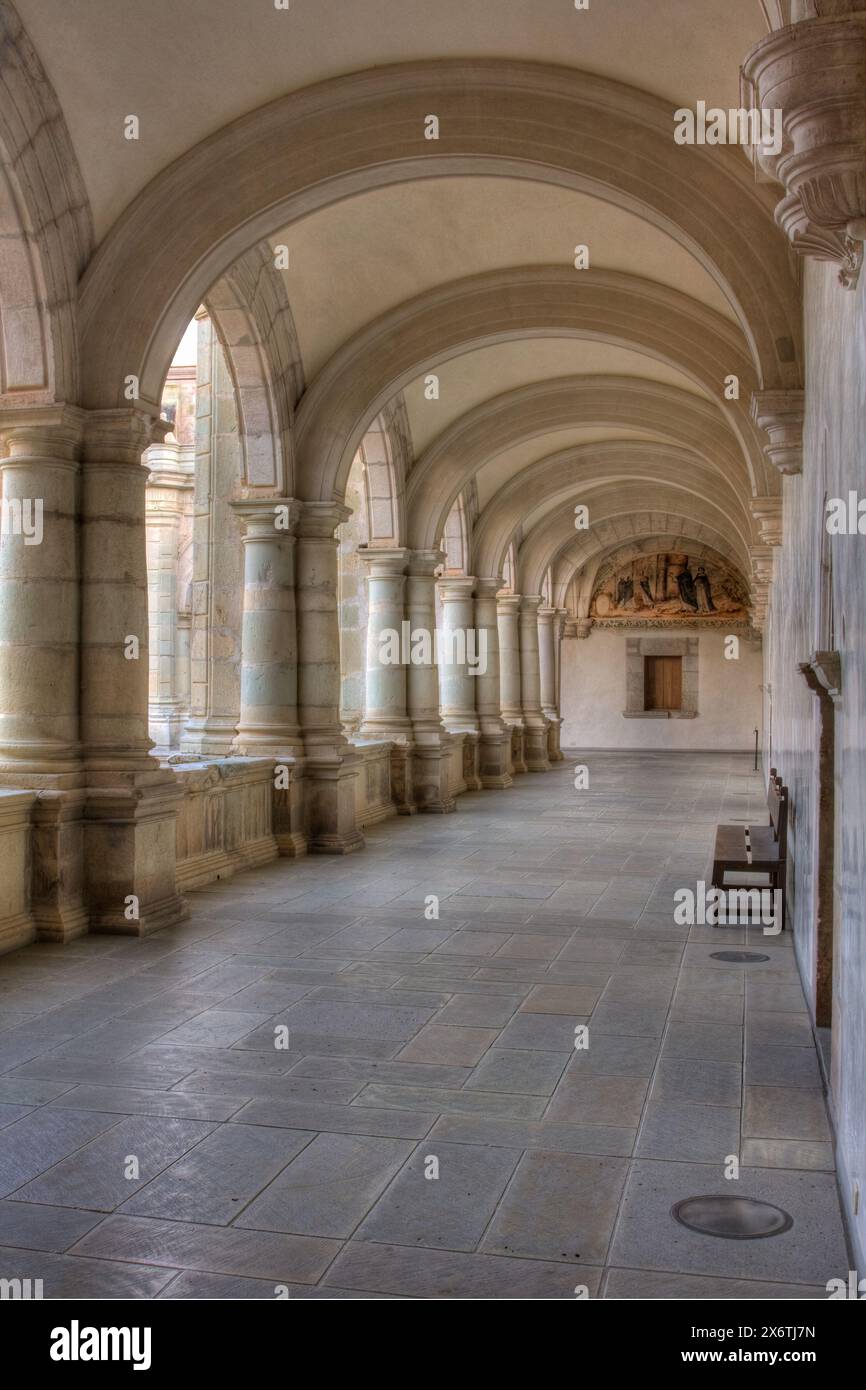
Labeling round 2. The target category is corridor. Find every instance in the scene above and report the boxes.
[0,754,848,1299]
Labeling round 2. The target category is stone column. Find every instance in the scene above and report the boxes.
[182,313,243,754]
[360,548,411,738]
[232,498,303,756]
[0,404,88,942]
[406,549,455,812]
[80,409,186,935]
[474,578,512,789]
[538,604,564,762]
[497,593,526,774]
[176,611,192,726]
[145,441,191,752]
[520,594,551,772]
[296,501,363,852]
[438,576,481,792]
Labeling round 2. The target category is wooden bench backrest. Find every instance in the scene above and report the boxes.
[768,778,788,857]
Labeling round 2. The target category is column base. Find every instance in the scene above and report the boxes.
[181,718,238,758]
[388,743,418,815]
[523,724,552,772]
[272,758,309,857]
[305,753,365,854]
[84,768,188,936]
[478,729,514,789]
[544,715,565,762]
[5,786,90,943]
[504,721,528,775]
[411,742,456,814]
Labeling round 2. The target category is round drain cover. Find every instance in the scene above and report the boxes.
[672,1195,793,1240]
[710,950,770,963]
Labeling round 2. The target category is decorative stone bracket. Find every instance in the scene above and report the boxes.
[750,391,805,476]
[799,649,842,703]
[741,10,866,289]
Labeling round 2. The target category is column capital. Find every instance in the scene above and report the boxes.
[83,407,169,463]
[750,391,805,476]
[474,576,502,600]
[537,605,557,625]
[496,592,522,616]
[408,547,445,577]
[358,546,410,578]
[0,403,87,462]
[437,575,476,602]
[519,594,543,618]
[296,499,352,538]
[231,496,303,538]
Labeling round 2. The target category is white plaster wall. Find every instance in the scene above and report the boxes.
[560,629,763,750]
[765,259,866,1269]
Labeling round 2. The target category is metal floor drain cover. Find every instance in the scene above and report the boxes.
[672,1195,793,1240]
[710,950,770,963]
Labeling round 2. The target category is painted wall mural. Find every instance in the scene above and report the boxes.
[590,551,749,626]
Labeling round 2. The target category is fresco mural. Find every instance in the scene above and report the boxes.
[590,551,749,624]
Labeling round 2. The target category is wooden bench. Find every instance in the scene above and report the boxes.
[711,770,788,930]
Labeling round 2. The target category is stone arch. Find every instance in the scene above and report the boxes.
[407,375,761,551]
[292,266,771,508]
[518,485,752,599]
[203,243,303,495]
[0,1,91,405]
[566,533,752,620]
[76,61,802,414]
[473,441,755,582]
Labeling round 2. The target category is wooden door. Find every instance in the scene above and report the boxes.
[644,655,682,711]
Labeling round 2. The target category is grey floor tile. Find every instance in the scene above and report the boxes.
[429,1113,635,1156]
[397,1024,499,1065]
[495,1013,585,1052]
[604,1268,828,1299]
[233,1096,435,1139]
[0,1245,178,1298]
[482,1152,628,1263]
[353,1082,545,1121]
[545,1074,648,1126]
[636,1098,741,1162]
[609,1160,849,1286]
[0,1108,121,1197]
[0,1200,103,1253]
[651,1057,742,1107]
[237,1132,413,1237]
[323,1240,597,1298]
[70,1214,340,1283]
[355,1140,520,1251]
[743,1086,832,1143]
[465,1049,570,1095]
[120,1124,314,1224]
[12,1115,215,1211]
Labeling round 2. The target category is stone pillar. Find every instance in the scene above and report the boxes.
[182,313,243,755]
[407,549,455,812]
[232,499,303,756]
[497,593,526,774]
[437,578,479,731]
[520,595,551,772]
[360,548,411,738]
[80,409,186,935]
[296,501,363,853]
[0,405,88,942]
[176,611,192,725]
[145,442,191,752]
[538,604,564,762]
[474,578,512,789]
[437,576,481,792]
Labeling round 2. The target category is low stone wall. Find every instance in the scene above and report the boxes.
[351,739,398,828]
[174,758,279,891]
[0,789,36,955]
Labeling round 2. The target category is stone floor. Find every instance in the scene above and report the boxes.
[0,752,850,1299]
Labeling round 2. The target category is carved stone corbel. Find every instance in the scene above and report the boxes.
[741,11,866,288]
[750,495,784,546]
[750,391,805,476]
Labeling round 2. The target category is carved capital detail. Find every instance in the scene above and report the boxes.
[741,13,866,288]
[750,390,805,475]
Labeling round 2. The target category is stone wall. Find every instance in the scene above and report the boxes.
[765,258,866,1269]
[560,629,764,751]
